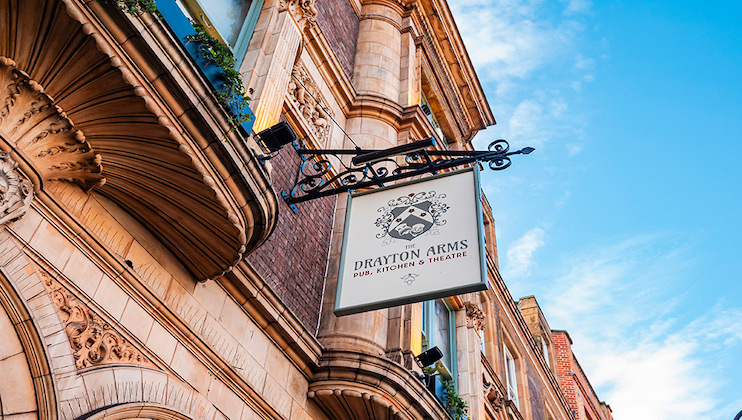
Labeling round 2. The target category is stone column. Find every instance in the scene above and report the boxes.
[242,8,303,134]
[459,301,487,419]
[399,14,420,108]
[352,0,403,100]
[317,0,408,357]
[317,195,390,356]
[345,0,405,151]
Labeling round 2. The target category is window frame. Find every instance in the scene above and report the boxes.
[503,344,519,409]
[175,0,264,65]
[422,299,458,394]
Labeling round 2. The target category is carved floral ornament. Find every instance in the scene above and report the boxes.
[287,62,333,143]
[464,301,486,331]
[40,270,154,370]
[0,56,104,196]
[0,152,33,225]
[279,0,318,28]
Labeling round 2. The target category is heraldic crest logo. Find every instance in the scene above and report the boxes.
[375,191,450,241]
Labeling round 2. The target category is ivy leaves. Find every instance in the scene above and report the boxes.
[186,24,253,128]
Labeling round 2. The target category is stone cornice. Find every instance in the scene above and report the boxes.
[310,349,447,419]
[220,260,323,378]
[412,0,495,142]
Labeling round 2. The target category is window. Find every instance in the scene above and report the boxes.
[420,92,446,145]
[422,299,457,400]
[541,337,550,368]
[176,0,263,62]
[504,345,519,408]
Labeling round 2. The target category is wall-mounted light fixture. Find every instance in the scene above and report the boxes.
[415,346,444,368]
[255,121,297,162]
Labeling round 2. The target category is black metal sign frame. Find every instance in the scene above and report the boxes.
[281,137,534,212]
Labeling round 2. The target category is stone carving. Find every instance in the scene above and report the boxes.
[279,0,318,28]
[464,301,486,331]
[287,62,332,143]
[0,57,104,190]
[40,271,154,369]
[483,375,505,412]
[0,152,33,225]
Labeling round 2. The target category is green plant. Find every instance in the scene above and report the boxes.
[186,24,253,127]
[105,0,159,16]
[442,381,469,420]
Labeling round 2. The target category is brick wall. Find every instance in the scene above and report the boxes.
[246,142,335,333]
[527,360,547,420]
[315,0,359,79]
[552,331,614,420]
[552,331,579,413]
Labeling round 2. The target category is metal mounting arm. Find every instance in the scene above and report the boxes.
[281,137,534,212]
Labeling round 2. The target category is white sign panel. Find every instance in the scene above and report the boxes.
[335,167,488,316]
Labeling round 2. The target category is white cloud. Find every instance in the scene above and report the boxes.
[537,235,742,420]
[555,190,572,208]
[566,143,583,155]
[451,0,595,156]
[587,338,716,420]
[564,0,592,15]
[450,0,583,87]
[504,227,546,278]
[574,55,595,70]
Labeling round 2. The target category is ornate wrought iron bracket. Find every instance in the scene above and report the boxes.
[281,137,534,212]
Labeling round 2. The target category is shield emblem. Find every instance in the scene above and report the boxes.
[387,201,434,241]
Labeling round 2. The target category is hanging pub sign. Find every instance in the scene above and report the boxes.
[335,167,488,316]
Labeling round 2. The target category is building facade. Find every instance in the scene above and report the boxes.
[0,0,611,419]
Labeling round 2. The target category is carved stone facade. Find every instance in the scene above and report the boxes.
[287,62,333,145]
[279,0,319,29]
[40,269,154,370]
[0,57,104,191]
[0,1,613,420]
[0,152,33,225]
[465,300,486,331]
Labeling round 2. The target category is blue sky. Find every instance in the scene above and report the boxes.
[449,0,742,418]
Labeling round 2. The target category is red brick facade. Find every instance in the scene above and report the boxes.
[315,0,359,78]
[246,144,336,333]
[552,331,614,420]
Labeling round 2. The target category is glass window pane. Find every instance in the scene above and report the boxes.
[201,0,252,47]
[434,299,451,368]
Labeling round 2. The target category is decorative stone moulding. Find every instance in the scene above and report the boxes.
[308,389,404,419]
[40,270,155,369]
[279,0,319,29]
[0,56,105,191]
[287,62,333,144]
[0,0,278,281]
[0,152,34,224]
[464,300,486,331]
[310,350,447,419]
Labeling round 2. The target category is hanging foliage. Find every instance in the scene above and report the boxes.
[186,24,253,127]
[443,380,469,420]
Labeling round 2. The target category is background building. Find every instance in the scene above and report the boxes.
[0,0,611,419]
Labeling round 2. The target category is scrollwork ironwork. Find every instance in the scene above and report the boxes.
[282,138,533,208]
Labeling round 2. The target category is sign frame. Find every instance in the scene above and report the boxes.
[334,167,488,316]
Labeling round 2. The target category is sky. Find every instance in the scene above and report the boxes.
[448,0,742,419]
